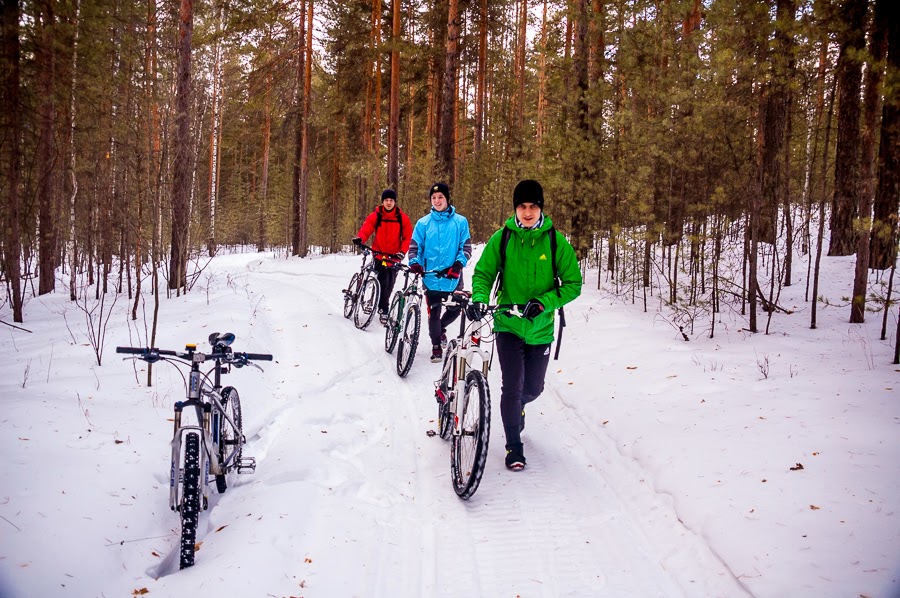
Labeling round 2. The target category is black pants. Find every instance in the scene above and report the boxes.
[425,288,462,346]
[374,264,398,313]
[496,331,551,449]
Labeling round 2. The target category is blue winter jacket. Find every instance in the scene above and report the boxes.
[408,206,472,293]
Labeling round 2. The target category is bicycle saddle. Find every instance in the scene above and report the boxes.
[209,332,236,348]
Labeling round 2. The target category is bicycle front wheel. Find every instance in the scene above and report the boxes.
[215,386,243,494]
[396,302,420,378]
[354,276,380,330]
[179,432,202,569]
[450,370,491,500]
[343,273,359,319]
[384,292,403,353]
[437,339,458,440]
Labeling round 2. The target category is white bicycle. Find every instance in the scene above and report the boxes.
[432,292,501,499]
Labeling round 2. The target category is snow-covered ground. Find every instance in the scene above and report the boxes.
[1,246,897,597]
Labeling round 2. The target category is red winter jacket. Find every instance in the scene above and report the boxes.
[357,206,412,256]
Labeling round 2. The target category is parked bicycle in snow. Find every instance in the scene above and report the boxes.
[117,333,272,569]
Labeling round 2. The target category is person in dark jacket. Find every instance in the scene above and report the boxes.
[352,189,413,324]
[407,182,472,362]
[469,179,582,471]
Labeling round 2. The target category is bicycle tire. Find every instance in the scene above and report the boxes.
[437,339,458,440]
[180,432,202,569]
[396,302,421,378]
[215,386,243,494]
[354,275,380,330]
[384,292,403,353]
[343,273,360,319]
[450,370,491,500]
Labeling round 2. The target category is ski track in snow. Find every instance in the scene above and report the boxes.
[239,255,747,597]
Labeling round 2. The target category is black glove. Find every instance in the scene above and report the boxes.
[409,263,424,275]
[392,252,405,261]
[467,302,487,321]
[523,299,545,319]
[352,237,363,246]
[444,260,463,280]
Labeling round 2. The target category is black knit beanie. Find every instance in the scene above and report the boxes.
[381,188,397,201]
[429,182,451,203]
[513,179,544,210]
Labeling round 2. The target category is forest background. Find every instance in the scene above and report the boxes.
[0,0,898,347]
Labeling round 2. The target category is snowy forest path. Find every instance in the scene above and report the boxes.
[236,253,748,597]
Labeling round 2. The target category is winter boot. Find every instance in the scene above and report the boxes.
[505,443,526,471]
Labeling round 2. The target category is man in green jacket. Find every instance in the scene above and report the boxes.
[469,179,582,471]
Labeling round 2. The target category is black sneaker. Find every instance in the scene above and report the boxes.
[378,309,388,325]
[430,344,442,363]
[440,331,448,349]
[505,444,526,471]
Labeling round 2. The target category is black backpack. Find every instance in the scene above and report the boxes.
[495,226,567,360]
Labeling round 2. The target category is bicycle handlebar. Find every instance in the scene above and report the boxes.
[116,346,274,362]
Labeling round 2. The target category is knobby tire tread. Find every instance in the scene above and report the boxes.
[180,432,202,569]
[354,276,380,330]
[451,370,491,500]
[396,302,420,378]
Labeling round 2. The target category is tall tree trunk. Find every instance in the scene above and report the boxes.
[437,0,459,180]
[257,74,271,253]
[474,0,486,154]
[869,3,900,270]
[291,0,306,256]
[1,0,23,321]
[536,0,548,149]
[569,0,591,259]
[850,0,889,322]
[169,0,193,290]
[36,0,59,296]
[66,0,80,302]
[387,0,400,187]
[298,0,313,257]
[829,0,868,256]
[207,7,223,258]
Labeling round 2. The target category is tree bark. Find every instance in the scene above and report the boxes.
[36,0,59,296]
[869,2,900,270]
[169,0,193,290]
[292,0,306,256]
[298,0,313,257]
[829,0,868,256]
[387,0,400,187]
[437,0,459,180]
[1,0,23,321]
[474,0,487,154]
[851,0,889,322]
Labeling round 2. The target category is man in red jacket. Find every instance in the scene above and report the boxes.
[352,189,413,324]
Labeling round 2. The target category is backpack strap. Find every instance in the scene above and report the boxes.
[494,227,513,299]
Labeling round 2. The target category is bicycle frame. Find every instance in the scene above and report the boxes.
[396,270,424,341]
[169,350,244,511]
[440,294,496,431]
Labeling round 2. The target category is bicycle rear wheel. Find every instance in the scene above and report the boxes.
[343,273,359,319]
[179,432,202,569]
[384,292,403,353]
[450,370,491,500]
[215,386,242,494]
[437,339,458,440]
[354,276,380,330]
[396,302,420,378]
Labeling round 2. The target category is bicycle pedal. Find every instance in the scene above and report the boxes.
[237,457,256,474]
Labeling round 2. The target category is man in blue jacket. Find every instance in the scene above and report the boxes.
[408,182,472,362]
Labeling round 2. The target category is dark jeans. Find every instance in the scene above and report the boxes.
[374,263,398,312]
[425,287,463,346]
[496,331,551,449]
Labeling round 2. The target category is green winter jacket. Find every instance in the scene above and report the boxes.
[471,215,582,344]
